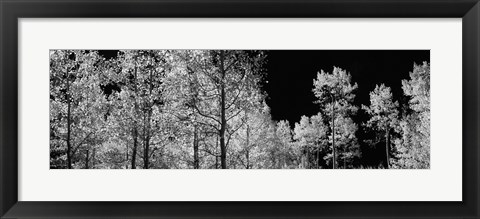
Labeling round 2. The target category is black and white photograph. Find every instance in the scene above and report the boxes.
[50,50,430,169]
[4,0,479,217]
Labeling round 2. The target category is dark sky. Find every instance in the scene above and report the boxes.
[98,50,430,126]
[263,50,430,125]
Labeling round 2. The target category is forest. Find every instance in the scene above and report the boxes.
[50,50,430,169]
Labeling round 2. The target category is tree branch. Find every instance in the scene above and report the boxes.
[71,132,94,156]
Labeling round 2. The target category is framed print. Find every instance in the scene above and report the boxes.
[1,0,479,218]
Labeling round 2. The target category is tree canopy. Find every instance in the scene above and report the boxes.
[50,50,430,169]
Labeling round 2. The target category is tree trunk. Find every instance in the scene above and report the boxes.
[332,102,336,169]
[215,135,219,169]
[143,113,149,169]
[66,70,72,169]
[246,151,250,169]
[132,129,138,169]
[245,117,250,169]
[143,67,154,169]
[92,148,96,169]
[219,108,226,169]
[385,128,390,169]
[85,149,89,169]
[144,137,149,169]
[193,125,199,169]
[125,145,129,169]
[219,51,227,169]
[131,59,139,169]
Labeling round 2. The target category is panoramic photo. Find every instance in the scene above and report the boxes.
[50,50,430,169]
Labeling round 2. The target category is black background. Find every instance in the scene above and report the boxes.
[264,50,429,124]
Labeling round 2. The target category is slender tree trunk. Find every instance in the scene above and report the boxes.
[385,128,390,169]
[143,68,154,169]
[193,125,199,169]
[246,151,250,169]
[143,114,149,169]
[344,145,347,169]
[143,136,149,168]
[144,137,150,169]
[66,70,72,169]
[316,145,320,169]
[219,51,227,169]
[131,59,139,169]
[92,148,96,169]
[332,101,336,169]
[245,118,250,169]
[85,149,89,169]
[126,145,129,169]
[132,129,138,169]
[215,135,219,169]
[219,88,227,168]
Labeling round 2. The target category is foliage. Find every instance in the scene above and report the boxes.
[49,50,430,169]
[362,84,399,168]
[312,67,359,168]
[50,50,107,169]
[392,62,430,169]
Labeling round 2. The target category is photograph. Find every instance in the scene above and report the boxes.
[3,0,477,217]
[49,50,430,169]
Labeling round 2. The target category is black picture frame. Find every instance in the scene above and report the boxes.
[1,0,479,218]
